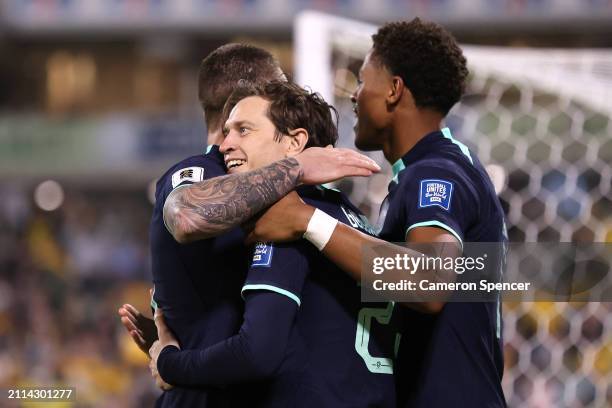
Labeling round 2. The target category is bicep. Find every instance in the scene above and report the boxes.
[406,226,461,255]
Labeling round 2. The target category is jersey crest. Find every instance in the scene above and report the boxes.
[419,179,453,211]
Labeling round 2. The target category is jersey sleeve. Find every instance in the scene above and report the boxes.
[401,164,476,246]
[154,156,219,234]
[157,291,298,387]
[241,241,311,307]
[156,163,209,208]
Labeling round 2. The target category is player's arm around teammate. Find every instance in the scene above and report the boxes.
[163,141,379,243]
[149,292,298,387]
[246,193,459,313]
[148,82,340,390]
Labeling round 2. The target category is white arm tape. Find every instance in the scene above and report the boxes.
[303,208,339,251]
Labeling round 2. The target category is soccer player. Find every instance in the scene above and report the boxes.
[119,44,380,407]
[246,19,508,407]
[149,80,399,408]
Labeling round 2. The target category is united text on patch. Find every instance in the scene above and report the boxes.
[419,179,453,211]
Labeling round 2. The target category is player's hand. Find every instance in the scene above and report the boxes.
[148,340,173,391]
[245,192,314,244]
[154,308,180,351]
[118,303,158,356]
[295,146,380,185]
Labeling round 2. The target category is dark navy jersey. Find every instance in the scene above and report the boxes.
[150,145,249,408]
[242,185,399,408]
[378,128,507,407]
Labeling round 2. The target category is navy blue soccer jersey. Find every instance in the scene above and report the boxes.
[242,185,400,408]
[150,145,250,407]
[378,128,507,407]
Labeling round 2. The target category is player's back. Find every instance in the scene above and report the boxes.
[150,146,249,407]
[243,185,398,407]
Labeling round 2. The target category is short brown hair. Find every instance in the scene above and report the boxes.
[198,44,284,129]
[223,81,339,148]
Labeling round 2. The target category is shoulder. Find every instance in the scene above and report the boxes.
[153,153,223,208]
[159,152,224,186]
[402,157,478,195]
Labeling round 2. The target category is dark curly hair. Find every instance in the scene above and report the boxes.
[222,81,339,148]
[371,19,468,115]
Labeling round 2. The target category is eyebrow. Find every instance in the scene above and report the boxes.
[227,119,256,129]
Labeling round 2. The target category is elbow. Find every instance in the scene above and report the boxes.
[402,301,445,315]
[163,204,203,244]
[423,301,445,314]
[163,188,221,243]
[166,211,193,244]
[171,224,192,244]
[246,343,284,379]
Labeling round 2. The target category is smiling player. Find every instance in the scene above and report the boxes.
[118,44,380,408]
[149,81,399,408]
[247,19,508,407]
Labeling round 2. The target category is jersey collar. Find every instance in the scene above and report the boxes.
[204,144,225,165]
[391,128,448,182]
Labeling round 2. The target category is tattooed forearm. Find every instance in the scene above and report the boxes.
[164,158,302,243]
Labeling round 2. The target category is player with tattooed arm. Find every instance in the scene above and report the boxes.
[118,44,379,408]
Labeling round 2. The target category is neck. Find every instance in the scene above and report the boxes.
[382,108,443,164]
[206,127,224,146]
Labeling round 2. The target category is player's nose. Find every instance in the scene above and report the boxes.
[219,135,236,154]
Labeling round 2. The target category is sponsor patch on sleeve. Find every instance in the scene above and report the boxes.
[419,179,453,211]
[171,167,204,188]
[251,242,274,267]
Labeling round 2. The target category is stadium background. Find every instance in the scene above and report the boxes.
[0,1,610,407]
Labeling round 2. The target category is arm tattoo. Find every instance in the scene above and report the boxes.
[164,158,302,242]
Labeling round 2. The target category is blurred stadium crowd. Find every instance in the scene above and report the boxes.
[0,187,160,406]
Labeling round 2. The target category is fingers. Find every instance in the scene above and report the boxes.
[130,330,146,347]
[340,167,374,178]
[153,307,164,324]
[148,354,166,390]
[119,305,138,323]
[122,303,142,318]
[120,315,140,333]
[154,308,170,339]
[300,147,380,173]
[149,339,160,358]
[154,309,163,330]
[336,149,380,172]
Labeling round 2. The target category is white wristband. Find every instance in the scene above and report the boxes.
[303,208,338,251]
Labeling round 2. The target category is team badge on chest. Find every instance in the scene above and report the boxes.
[419,179,453,211]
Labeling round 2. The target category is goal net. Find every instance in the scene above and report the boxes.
[295,11,611,407]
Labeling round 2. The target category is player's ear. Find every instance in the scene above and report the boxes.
[387,76,405,106]
[285,128,309,157]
